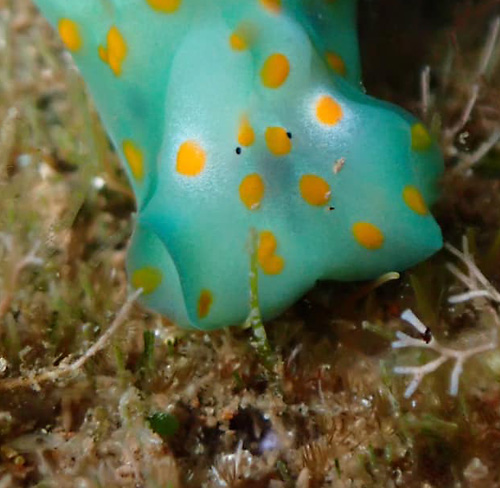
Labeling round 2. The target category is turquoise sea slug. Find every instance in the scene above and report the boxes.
[32,0,444,330]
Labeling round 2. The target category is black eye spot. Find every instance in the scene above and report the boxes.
[286,132,292,139]
[422,327,432,344]
[328,206,335,211]
[235,147,242,155]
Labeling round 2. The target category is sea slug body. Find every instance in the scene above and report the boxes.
[32,0,444,330]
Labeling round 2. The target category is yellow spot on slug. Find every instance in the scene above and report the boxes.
[260,53,290,89]
[145,0,182,13]
[230,24,256,52]
[352,222,385,250]
[99,26,127,77]
[98,46,107,62]
[230,32,248,51]
[123,140,145,181]
[258,231,285,275]
[131,267,163,295]
[403,185,428,216]
[411,123,433,151]
[58,19,82,52]
[176,140,206,176]
[300,175,331,206]
[239,174,265,210]
[238,116,255,147]
[265,127,291,156]
[326,51,346,76]
[260,0,282,14]
[316,95,343,126]
[198,289,213,319]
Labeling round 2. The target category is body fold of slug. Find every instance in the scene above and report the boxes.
[33,0,444,330]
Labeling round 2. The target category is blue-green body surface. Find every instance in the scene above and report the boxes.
[33,0,444,330]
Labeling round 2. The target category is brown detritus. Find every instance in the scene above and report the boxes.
[0,290,140,391]
[0,240,43,325]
